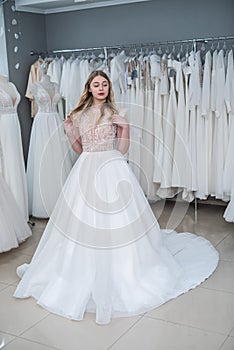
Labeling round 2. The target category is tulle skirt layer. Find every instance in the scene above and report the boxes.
[0,176,31,253]
[14,150,218,324]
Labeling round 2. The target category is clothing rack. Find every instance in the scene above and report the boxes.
[30,35,234,58]
[29,35,233,224]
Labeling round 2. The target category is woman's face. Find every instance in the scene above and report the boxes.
[89,75,109,103]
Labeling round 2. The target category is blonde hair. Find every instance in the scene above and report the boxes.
[70,70,118,124]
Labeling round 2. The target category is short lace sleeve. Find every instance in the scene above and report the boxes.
[72,111,82,127]
[118,108,128,119]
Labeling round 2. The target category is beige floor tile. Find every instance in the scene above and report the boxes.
[145,287,234,335]
[0,332,15,347]
[220,336,234,350]
[21,312,141,350]
[230,327,234,336]
[0,251,31,284]
[152,202,231,247]
[4,337,59,350]
[200,260,234,293]
[18,225,45,257]
[152,201,192,231]
[216,233,234,262]
[0,286,49,336]
[109,317,226,350]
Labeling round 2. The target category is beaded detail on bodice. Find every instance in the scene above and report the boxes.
[74,105,117,152]
[0,83,20,115]
[31,82,60,113]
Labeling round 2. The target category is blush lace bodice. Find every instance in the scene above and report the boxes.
[31,82,60,113]
[0,83,20,115]
[73,105,117,152]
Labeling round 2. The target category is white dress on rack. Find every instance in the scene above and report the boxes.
[14,105,218,325]
[0,175,31,253]
[157,66,178,198]
[223,50,234,222]
[0,82,29,221]
[151,55,164,185]
[0,138,31,253]
[140,59,158,200]
[200,51,213,198]
[172,60,192,198]
[27,81,73,218]
[212,50,229,200]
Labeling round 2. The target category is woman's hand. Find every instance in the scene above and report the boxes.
[112,114,130,155]
[112,114,129,129]
[63,115,74,135]
[63,114,83,155]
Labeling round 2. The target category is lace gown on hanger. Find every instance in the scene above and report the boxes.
[27,82,72,218]
[0,175,31,253]
[0,83,28,221]
[0,138,31,253]
[14,105,219,325]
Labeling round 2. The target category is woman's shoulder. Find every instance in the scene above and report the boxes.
[72,110,83,126]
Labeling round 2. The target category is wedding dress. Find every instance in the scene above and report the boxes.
[0,81,28,220]
[27,80,72,218]
[14,105,219,325]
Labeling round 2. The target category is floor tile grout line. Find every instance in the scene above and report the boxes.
[4,335,61,350]
[218,258,234,263]
[143,315,232,337]
[17,312,51,338]
[229,325,234,336]
[106,315,144,350]
[16,335,61,350]
[199,286,234,294]
[219,335,231,350]
[215,232,233,248]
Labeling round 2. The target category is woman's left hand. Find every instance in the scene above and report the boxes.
[112,114,129,129]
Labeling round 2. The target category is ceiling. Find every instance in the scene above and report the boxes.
[15,0,151,14]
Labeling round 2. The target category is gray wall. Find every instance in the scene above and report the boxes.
[45,0,234,50]
[3,2,46,161]
[3,0,234,159]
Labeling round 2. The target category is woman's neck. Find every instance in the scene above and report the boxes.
[92,99,106,106]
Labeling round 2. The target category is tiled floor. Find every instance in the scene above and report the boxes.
[0,201,234,350]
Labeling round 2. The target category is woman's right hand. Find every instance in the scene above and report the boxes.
[63,114,74,135]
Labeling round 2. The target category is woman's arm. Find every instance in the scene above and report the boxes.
[63,117,83,155]
[112,114,130,155]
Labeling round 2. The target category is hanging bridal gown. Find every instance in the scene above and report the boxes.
[214,50,229,200]
[140,58,158,200]
[27,82,73,218]
[157,66,178,198]
[14,104,218,325]
[171,60,192,200]
[0,139,31,253]
[223,50,234,222]
[0,83,29,221]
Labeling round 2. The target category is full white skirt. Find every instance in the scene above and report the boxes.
[27,112,72,218]
[0,113,28,220]
[14,149,219,324]
[0,175,31,253]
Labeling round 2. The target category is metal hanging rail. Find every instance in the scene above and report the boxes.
[30,35,234,57]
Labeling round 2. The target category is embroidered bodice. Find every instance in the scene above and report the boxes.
[31,82,60,113]
[73,105,117,152]
[0,83,20,115]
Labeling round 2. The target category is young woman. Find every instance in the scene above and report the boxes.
[14,70,218,325]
